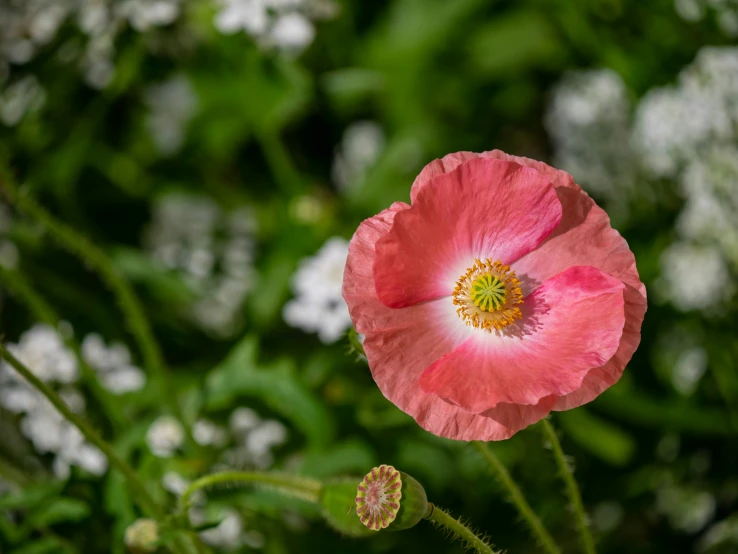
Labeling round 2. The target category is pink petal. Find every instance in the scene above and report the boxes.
[412,150,647,410]
[374,158,562,308]
[343,204,555,440]
[418,266,626,413]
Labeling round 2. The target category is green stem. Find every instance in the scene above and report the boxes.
[0,265,126,431]
[424,503,498,554]
[255,129,302,196]
[0,167,183,426]
[471,441,561,554]
[177,471,322,520]
[540,418,596,554]
[0,343,163,521]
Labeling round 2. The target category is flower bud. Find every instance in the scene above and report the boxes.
[124,518,159,553]
[356,464,429,531]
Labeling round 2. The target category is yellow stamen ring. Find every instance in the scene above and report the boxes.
[453,259,524,331]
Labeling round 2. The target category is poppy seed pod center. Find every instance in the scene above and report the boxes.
[453,259,524,331]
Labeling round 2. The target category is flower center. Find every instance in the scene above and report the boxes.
[453,259,524,331]
[356,465,402,531]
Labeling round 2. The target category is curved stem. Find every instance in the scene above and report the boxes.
[424,503,498,554]
[177,471,323,520]
[471,441,560,554]
[0,343,162,520]
[540,418,596,554]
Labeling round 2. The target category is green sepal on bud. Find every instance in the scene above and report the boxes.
[124,518,159,553]
[356,465,429,531]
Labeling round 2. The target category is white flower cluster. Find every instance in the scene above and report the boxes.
[331,121,385,192]
[81,334,146,394]
[283,237,351,344]
[143,75,198,156]
[674,0,738,36]
[545,69,634,202]
[0,324,107,478]
[0,202,19,269]
[145,193,256,337]
[547,47,738,312]
[0,0,183,91]
[634,48,738,311]
[220,407,288,469]
[214,0,337,54]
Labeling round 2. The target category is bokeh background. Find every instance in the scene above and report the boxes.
[1,0,738,552]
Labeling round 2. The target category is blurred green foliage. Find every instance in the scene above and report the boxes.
[1,0,737,553]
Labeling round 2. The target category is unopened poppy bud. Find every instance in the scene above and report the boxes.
[356,464,429,531]
[124,518,159,553]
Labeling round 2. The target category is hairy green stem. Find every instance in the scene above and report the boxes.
[540,418,596,554]
[0,167,184,427]
[424,503,498,554]
[0,265,125,431]
[177,471,322,520]
[471,441,561,554]
[0,343,163,520]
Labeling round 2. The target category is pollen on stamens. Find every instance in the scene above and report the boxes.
[355,465,402,531]
[453,259,524,332]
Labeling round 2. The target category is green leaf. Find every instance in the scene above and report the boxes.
[205,336,335,448]
[467,10,566,77]
[300,439,376,480]
[9,537,74,554]
[28,497,91,527]
[191,49,312,160]
[596,380,735,435]
[557,408,636,466]
[111,247,196,306]
[0,483,63,510]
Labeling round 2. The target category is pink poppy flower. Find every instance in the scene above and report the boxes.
[342,150,646,441]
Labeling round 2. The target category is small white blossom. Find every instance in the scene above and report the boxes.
[283,237,351,344]
[162,471,190,495]
[672,346,708,395]
[659,243,734,311]
[143,75,198,156]
[117,0,182,31]
[193,419,229,447]
[592,502,624,533]
[81,333,146,394]
[246,420,287,457]
[0,75,46,126]
[229,407,260,433]
[332,121,385,192]
[199,508,244,550]
[146,415,185,457]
